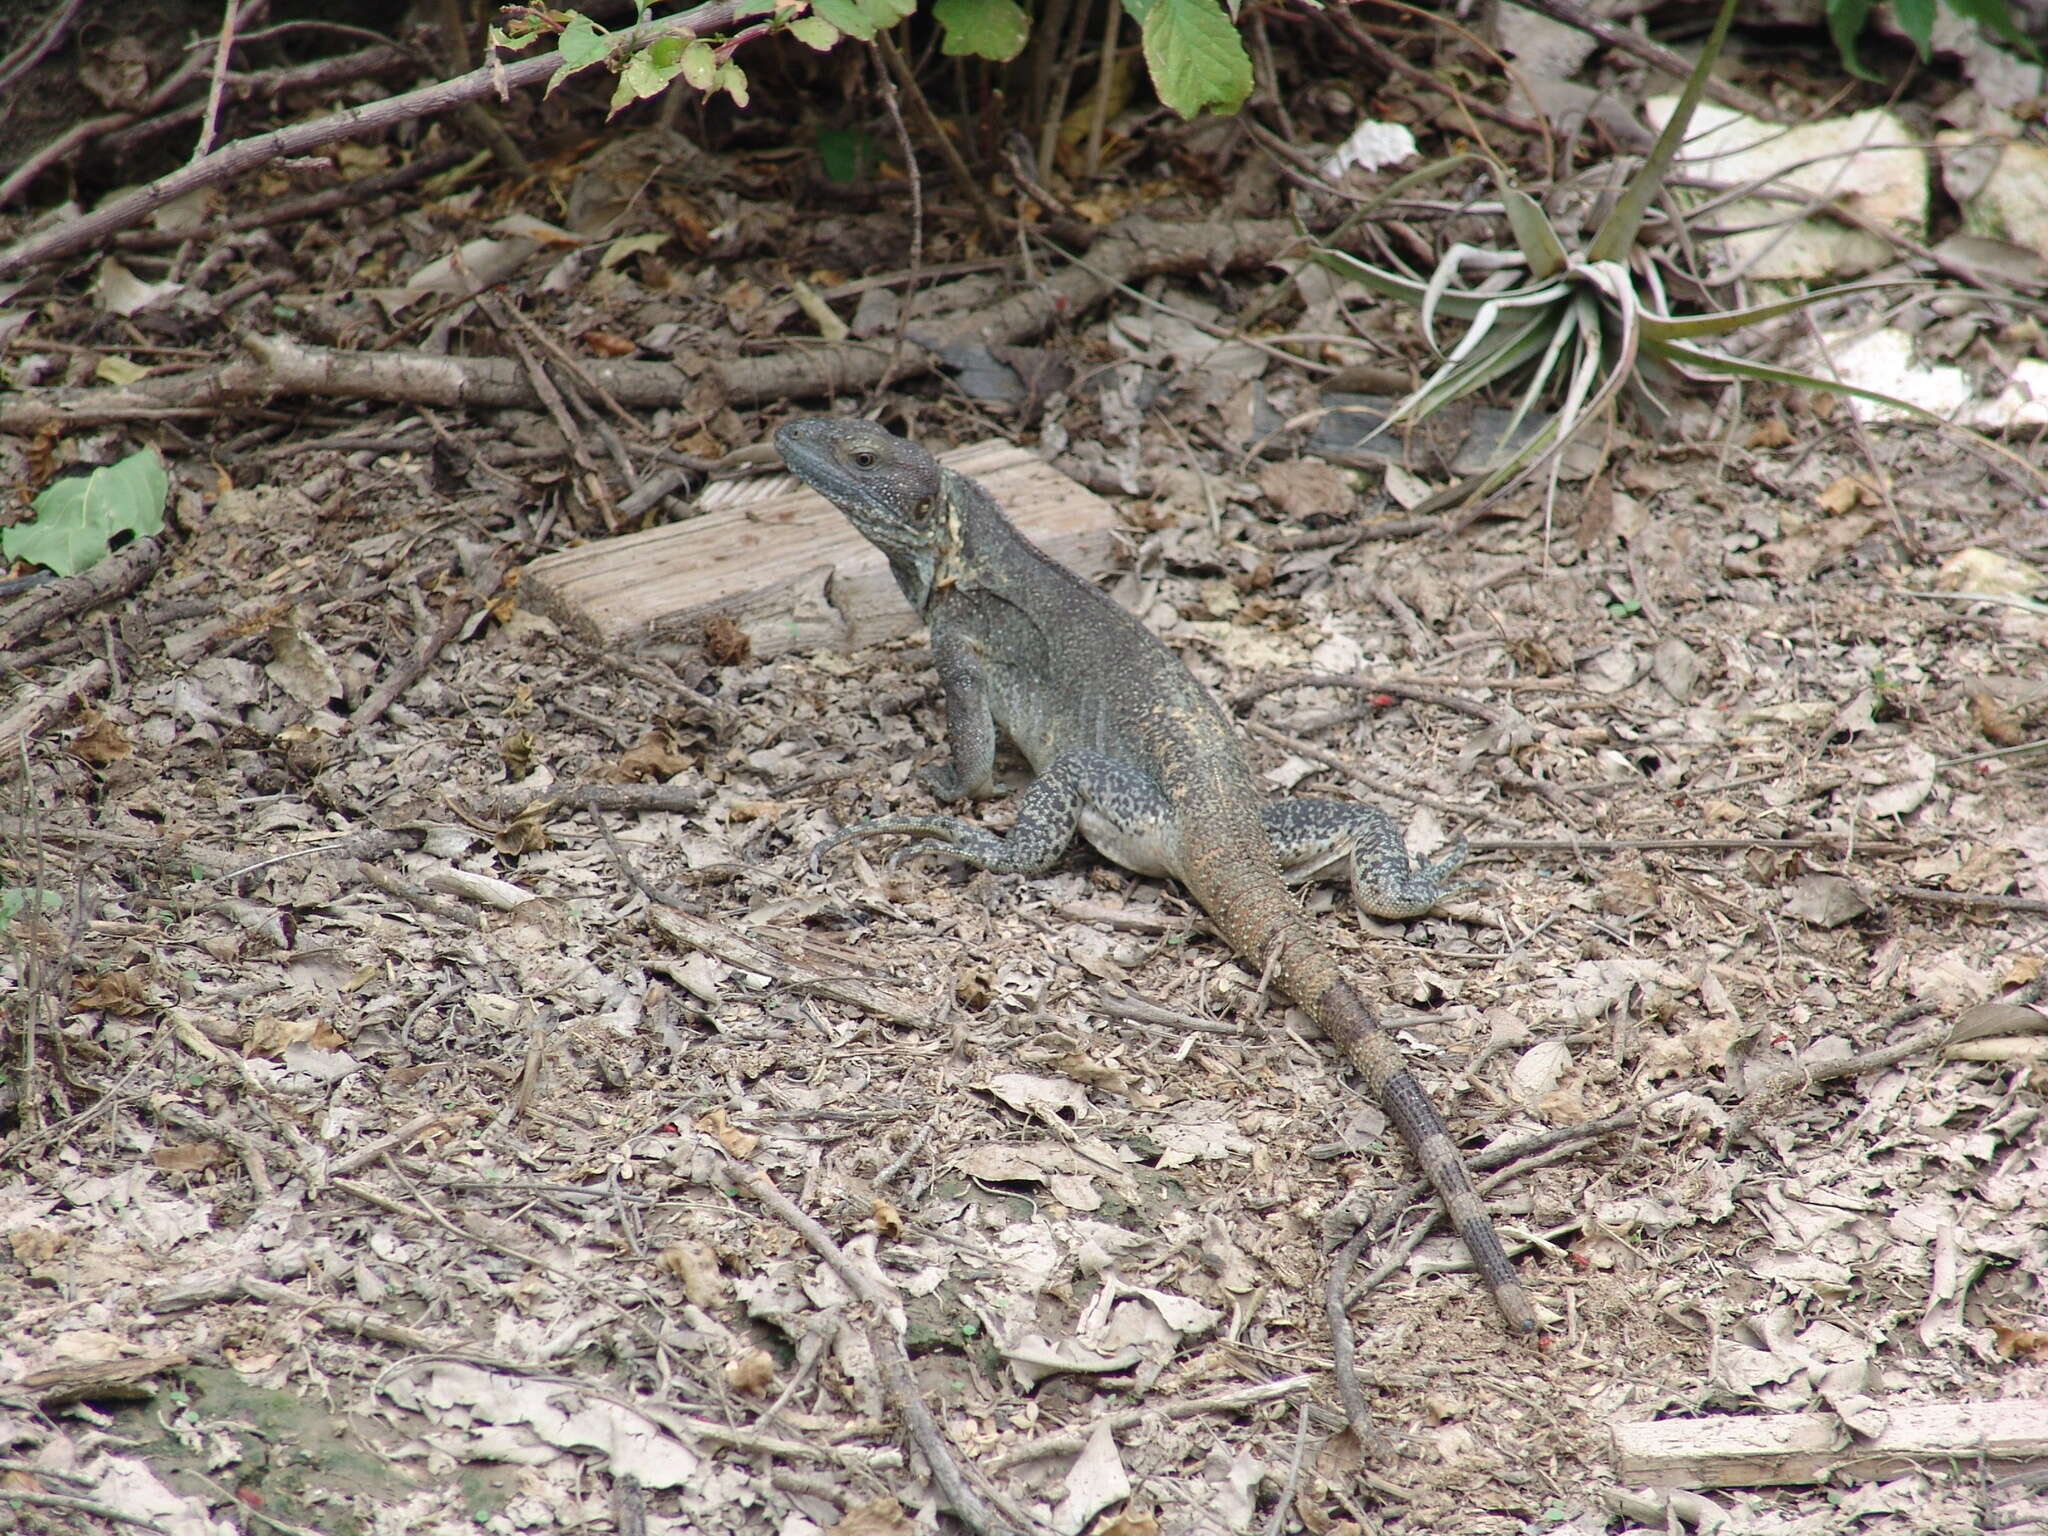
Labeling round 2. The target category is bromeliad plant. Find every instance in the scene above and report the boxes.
[1309,0,1962,511]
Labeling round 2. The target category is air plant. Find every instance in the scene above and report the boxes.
[1310,0,1976,511]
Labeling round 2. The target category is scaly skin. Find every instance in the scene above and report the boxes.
[776,416,1535,1336]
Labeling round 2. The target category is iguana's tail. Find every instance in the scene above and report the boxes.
[1187,840,1537,1336]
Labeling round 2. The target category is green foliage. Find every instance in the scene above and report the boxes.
[490,3,753,111]
[3,447,167,578]
[816,128,883,183]
[1129,0,1255,119]
[1826,0,2037,81]
[0,888,64,930]
[1306,0,2010,511]
[489,0,1256,122]
[932,0,1031,62]
[812,0,919,44]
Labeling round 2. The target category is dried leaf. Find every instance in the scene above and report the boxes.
[1784,874,1871,928]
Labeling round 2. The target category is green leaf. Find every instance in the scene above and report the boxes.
[1500,188,1567,279]
[3,448,168,578]
[1825,0,1880,81]
[1587,0,1739,262]
[646,36,686,68]
[789,16,841,49]
[681,40,718,91]
[548,13,611,94]
[1636,279,1914,343]
[1894,0,1937,57]
[717,61,750,108]
[1309,248,1504,319]
[0,888,64,929]
[816,128,879,184]
[487,25,540,52]
[1141,0,1252,119]
[1645,336,1984,431]
[933,0,1030,61]
[860,0,920,26]
[612,48,683,113]
[812,0,876,40]
[1400,312,1557,425]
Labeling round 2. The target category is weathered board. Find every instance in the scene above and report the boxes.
[520,440,1122,659]
[1610,1399,2048,1488]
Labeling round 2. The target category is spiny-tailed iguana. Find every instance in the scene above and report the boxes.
[775,415,1535,1335]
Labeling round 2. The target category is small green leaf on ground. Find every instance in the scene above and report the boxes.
[1,888,65,929]
[816,128,880,184]
[3,447,168,577]
[934,0,1030,61]
[1141,0,1253,120]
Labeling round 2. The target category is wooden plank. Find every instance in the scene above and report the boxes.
[1610,1400,2048,1488]
[520,439,1122,659]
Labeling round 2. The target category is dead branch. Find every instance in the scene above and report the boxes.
[112,148,470,251]
[0,659,109,756]
[982,1375,1314,1472]
[347,552,510,732]
[1882,885,2048,916]
[722,1156,1016,1534]
[643,905,933,1031]
[1326,1222,1393,1456]
[0,217,1315,426]
[0,538,165,652]
[1727,1006,1947,1142]
[464,783,714,820]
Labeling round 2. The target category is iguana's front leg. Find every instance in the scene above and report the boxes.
[1262,798,1470,919]
[917,626,997,803]
[815,748,1163,875]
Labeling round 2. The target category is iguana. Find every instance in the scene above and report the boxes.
[775,416,1535,1335]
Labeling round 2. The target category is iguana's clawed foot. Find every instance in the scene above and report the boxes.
[916,762,975,803]
[1266,800,1473,919]
[1358,835,1475,918]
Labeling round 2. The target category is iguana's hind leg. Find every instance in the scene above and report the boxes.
[815,749,1170,877]
[1261,798,1470,919]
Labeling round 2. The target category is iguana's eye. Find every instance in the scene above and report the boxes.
[850,449,879,469]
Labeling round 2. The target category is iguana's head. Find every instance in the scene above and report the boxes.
[775,417,948,607]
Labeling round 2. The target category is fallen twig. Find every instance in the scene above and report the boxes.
[1881,885,2048,916]
[0,660,109,756]
[722,1156,1016,1534]
[1326,1222,1392,1456]
[112,149,470,251]
[0,538,164,652]
[641,903,933,1031]
[1727,1005,1946,1142]
[0,1488,170,1534]
[347,553,510,732]
[982,1374,1314,1472]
